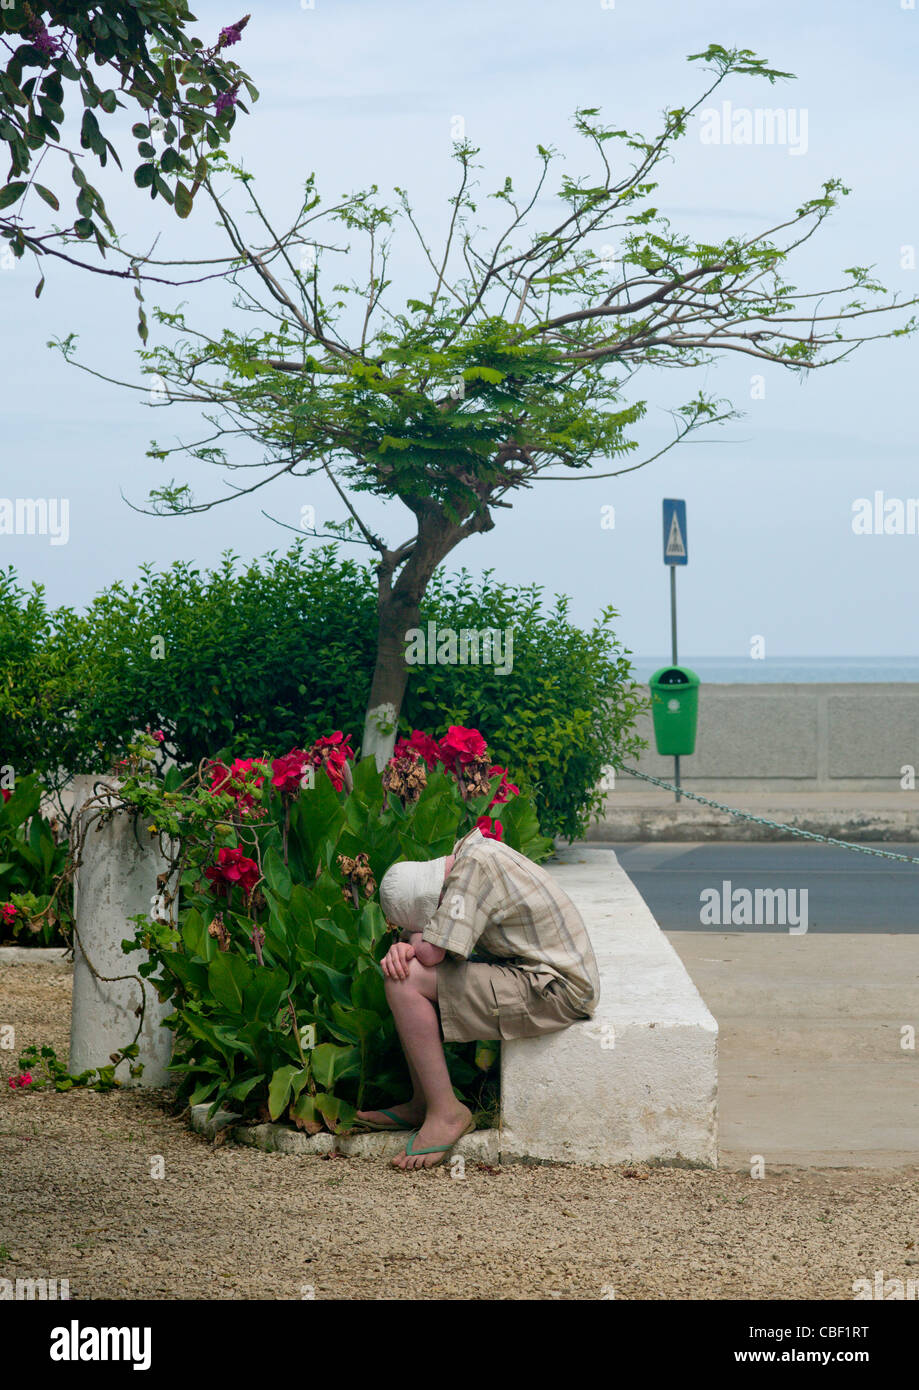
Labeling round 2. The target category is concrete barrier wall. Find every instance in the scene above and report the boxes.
[620,682,919,792]
[501,846,718,1165]
[69,777,174,1087]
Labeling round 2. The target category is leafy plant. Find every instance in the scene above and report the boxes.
[116,726,550,1133]
[0,3,257,318]
[0,546,647,841]
[9,1042,136,1092]
[0,775,72,947]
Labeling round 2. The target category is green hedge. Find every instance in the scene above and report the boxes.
[0,545,647,839]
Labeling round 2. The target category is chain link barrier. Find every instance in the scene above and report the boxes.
[619,767,919,868]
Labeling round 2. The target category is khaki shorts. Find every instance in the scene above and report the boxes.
[436,958,591,1043]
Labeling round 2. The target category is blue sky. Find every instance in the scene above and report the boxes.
[2,0,918,662]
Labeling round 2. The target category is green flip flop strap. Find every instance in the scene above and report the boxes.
[381,1109,408,1126]
[404,1130,453,1156]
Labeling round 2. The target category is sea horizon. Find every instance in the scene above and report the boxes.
[629,656,919,683]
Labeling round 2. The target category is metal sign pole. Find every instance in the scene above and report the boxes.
[662,499,688,804]
[670,564,681,803]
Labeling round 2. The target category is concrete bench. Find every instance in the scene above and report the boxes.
[500,846,718,1166]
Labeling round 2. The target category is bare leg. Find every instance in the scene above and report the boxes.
[354,1051,426,1129]
[381,958,471,1170]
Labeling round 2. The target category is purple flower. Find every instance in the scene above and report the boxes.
[218,24,243,47]
[215,89,239,116]
[29,21,65,58]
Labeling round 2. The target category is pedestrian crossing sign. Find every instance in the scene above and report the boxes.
[663,498,688,565]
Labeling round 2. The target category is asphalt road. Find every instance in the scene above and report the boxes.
[590,841,919,933]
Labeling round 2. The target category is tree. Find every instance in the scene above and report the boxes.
[1,2,256,320]
[53,43,919,763]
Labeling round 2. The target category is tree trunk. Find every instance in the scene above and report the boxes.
[362,587,418,768]
[361,507,464,767]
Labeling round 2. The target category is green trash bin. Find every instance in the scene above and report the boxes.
[649,665,700,756]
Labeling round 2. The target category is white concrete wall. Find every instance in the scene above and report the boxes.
[624,682,919,792]
[501,847,718,1165]
[69,776,174,1087]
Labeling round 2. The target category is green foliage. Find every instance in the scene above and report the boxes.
[119,742,543,1129]
[0,568,86,800]
[409,569,646,840]
[0,545,646,840]
[12,1042,134,1092]
[0,3,256,322]
[0,774,72,947]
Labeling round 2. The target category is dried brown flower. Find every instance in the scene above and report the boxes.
[459,753,492,800]
[382,750,428,806]
[337,851,377,908]
[207,913,231,952]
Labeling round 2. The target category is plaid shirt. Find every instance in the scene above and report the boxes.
[421,829,600,1014]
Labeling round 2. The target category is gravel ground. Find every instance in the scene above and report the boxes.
[2,960,918,1301]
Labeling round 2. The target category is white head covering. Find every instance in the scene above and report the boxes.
[379,856,448,930]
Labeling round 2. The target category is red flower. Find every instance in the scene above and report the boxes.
[393,730,443,771]
[1,903,17,927]
[210,758,268,817]
[211,757,267,792]
[1,788,11,803]
[438,726,487,772]
[487,765,519,808]
[307,732,355,792]
[205,846,260,899]
[270,748,312,794]
[8,1072,33,1089]
[475,815,504,841]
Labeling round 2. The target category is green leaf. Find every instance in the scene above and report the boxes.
[174,181,193,219]
[462,365,505,384]
[242,967,289,1021]
[181,908,214,961]
[310,1042,361,1089]
[351,965,387,1017]
[330,1004,381,1044]
[207,953,253,1013]
[224,1073,263,1102]
[357,901,387,953]
[263,846,292,902]
[267,1064,308,1120]
[189,1078,219,1106]
[289,1092,321,1131]
[33,184,59,211]
[0,182,27,210]
[313,1091,356,1134]
[164,766,184,793]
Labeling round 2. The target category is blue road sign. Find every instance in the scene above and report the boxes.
[663,498,688,566]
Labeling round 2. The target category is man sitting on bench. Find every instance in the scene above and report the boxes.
[355,825,600,1170]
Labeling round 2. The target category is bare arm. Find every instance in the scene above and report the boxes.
[404,930,446,968]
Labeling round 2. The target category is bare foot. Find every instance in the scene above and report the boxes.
[391,1105,473,1170]
[354,1101,425,1130]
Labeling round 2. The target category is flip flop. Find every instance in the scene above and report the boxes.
[351,1108,420,1132]
[398,1117,477,1168]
